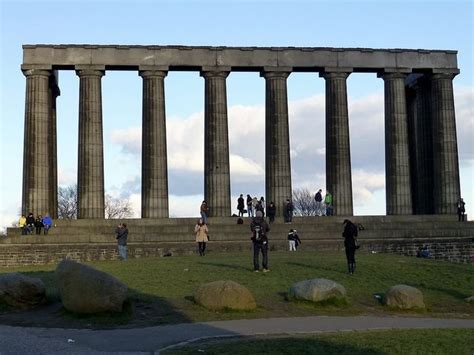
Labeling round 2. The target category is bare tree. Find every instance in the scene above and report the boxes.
[58,184,78,219]
[292,187,318,216]
[57,184,134,219]
[105,194,133,219]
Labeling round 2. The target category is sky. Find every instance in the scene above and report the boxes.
[0,0,473,231]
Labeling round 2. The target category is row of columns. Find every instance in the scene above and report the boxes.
[21,67,460,218]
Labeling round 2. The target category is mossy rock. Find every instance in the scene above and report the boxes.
[194,280,256,311]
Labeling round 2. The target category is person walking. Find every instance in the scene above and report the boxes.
[250,210,270,272]
[457,198,466,222]
[42,214,53,235]
[315,189,323,216]
[18,215,27,235]
[324,191,333,216]
[246,194,253,217]
[342,219,358,275]
[200,200,209,224]
[237,194,245,217]
[194,218,209,256]
[115,223,129,260]
[267,201,276,224]
[288,229,301,251]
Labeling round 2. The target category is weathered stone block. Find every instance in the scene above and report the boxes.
[194,280,256,311]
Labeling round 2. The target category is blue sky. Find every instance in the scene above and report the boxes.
[0,0,473,229]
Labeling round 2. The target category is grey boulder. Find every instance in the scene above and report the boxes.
[384,284,425,309]
[289,278,347,303]
[0,272,46,309]
[55,260,128,314]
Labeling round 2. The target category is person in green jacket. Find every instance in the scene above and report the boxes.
[324,191,333,216]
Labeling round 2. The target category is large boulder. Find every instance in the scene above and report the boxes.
[0,273,46,309]
[55,260,128,314]
[464,296,474,304]
[194,280,256,311]
[289,278,347,303]
[384,285,425,309]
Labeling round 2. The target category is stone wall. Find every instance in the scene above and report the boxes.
[0,238,471,267]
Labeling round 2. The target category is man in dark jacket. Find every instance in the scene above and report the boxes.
[250,211,270,272]
[342,219,358,275]
[116,223,129,261]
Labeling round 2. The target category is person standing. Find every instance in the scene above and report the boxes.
[237,194,245,217]
[42,214,53,235]
[194,218,209,256]
[342,219,358,275]
[315,189,323,216]
[287,229,301,251]
[200,200,209,224]
[267,202,276,224]
[250,210,270,272]
[116,223,129,260]
[324,191,333,216]
[259,196,266,215]
[457,198,466,222]
[284,199,294,224]
[252,196,258,217]
[18,215,27,235]
[34,215,43,235]
[246,194,253,217]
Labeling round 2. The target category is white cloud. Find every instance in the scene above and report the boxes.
[58,168,76,186]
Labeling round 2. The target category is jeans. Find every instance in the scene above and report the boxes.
[44,225,51,235]
[200,211,208,224]
[315,201,323,216]
[253,242,268,270]
[118,245,128,260]
[247,205,253,217]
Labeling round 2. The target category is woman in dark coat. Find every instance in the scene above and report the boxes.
[342,219,358,275]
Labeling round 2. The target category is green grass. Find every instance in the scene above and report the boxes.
[0,251,473,326]
[164,329,474,354]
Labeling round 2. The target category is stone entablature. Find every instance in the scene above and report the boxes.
[22,45,459,73]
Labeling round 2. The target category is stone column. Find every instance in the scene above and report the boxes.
[431,72,461,214]
[321,71,353,216]
[21,69,52,216]
[406,75,434,215]
[140,69,169,218]
[76,68,105,219]
[380,72,413,215]
[48,72,60,219]
[201,69,231,217]
[261,70,292,217]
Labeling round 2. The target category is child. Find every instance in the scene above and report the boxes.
[287,229,301,251]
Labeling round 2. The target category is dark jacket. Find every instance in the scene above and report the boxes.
[250,217,270,243]
[237,197,245,210]
[288,231,301,245]
[267,204,276,217]
[26,215,35,225]
[34,217,43,228]
[315,192,322,202]
[342,221,358,249]
[116,227,129,246]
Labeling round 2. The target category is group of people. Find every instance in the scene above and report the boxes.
[191,207,359,275]
[237,195,271,219]
[18,213,53,235]
[314,189,333,216]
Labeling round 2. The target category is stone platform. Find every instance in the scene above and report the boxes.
[1,215,472,267]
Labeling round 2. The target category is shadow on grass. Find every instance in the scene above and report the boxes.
[197,261,251,271]
[410,283,470,300]
[285,261,348,276]
[0,270,191,329]
[167,336,383,355]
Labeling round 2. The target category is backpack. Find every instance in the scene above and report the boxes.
[253,223,263,242]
